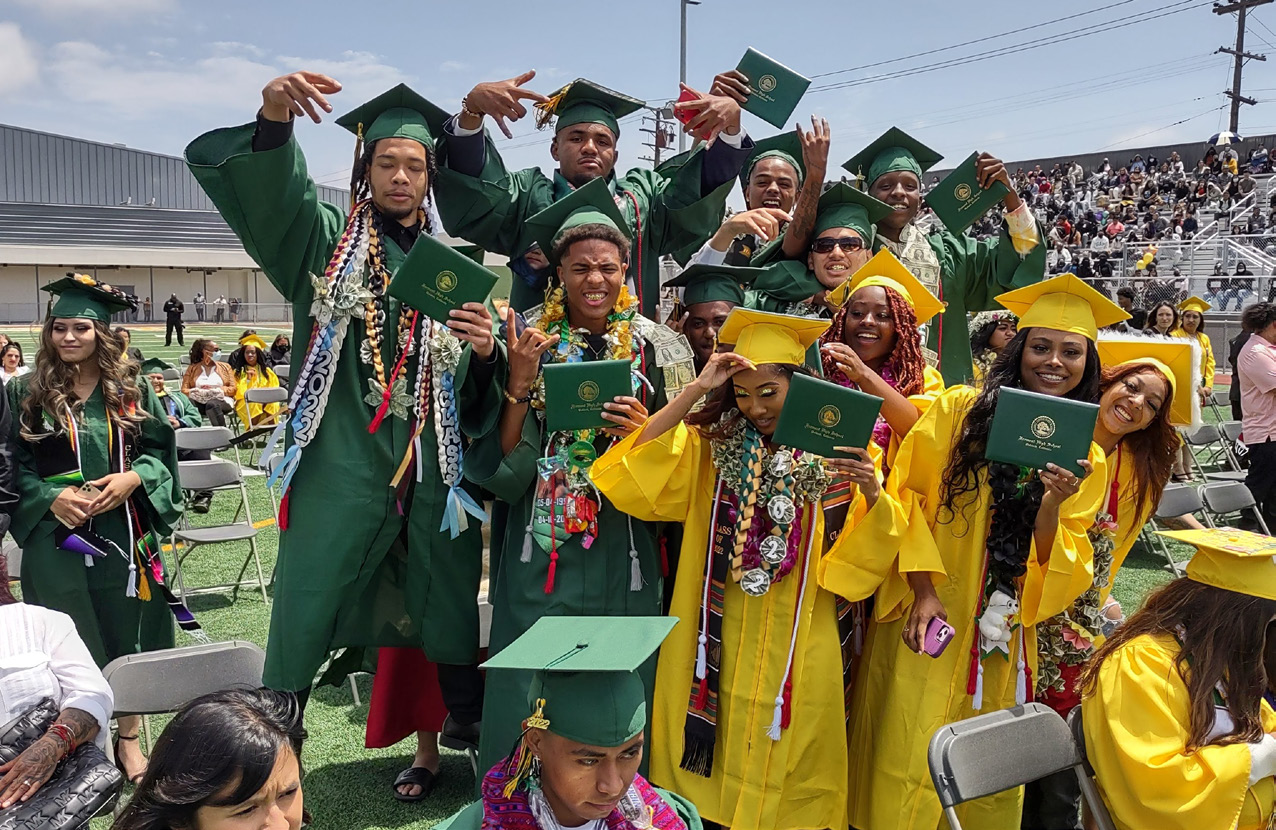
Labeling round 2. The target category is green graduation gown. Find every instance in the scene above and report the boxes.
[185,124,492,691]
[434,136,735,319]
[8,380,181,668]
[433,786,704,830]
[157,389,202,428]
[464,343,668,775]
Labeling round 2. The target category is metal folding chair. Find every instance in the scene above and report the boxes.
[928,703,1092,830]
[1202,480,1272,534]
[273,362,290,389]
[1181,424,1232,476]
[235,386,287,468]
[3,537,20,583]
[1065,709,1119,830]
[1146,483,1213,576]
[170,459,268,604]
[1206,391,1230,423]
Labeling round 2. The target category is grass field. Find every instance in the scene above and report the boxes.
[3,322,1216,829]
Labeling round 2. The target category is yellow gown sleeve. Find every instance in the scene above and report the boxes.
[1019,441,1106,625]
[591,419,707,524]
[884,365,947,466]
[1202,332,1216,389]
[819,386,970,618]
[1082,635,1271,830]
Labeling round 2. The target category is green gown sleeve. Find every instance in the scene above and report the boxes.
[463,405,541,505]
[185,125,347,299]
[620,152,735,259]
[433,131,554,256]
[7,379,63,547]
[656,786,705,830]
[430,800,481,830]
[173,392,203,427]
[932,220,1047,315]
[457,342,507,441]
[131,384,183,537]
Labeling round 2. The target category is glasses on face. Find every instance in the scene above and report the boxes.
[810,236,865,255]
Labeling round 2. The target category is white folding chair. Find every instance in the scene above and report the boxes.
[102,640,266,751]
[170,459,268,604]
[273,363,291,388]
[1066,708,1121,830]
[231,386,287,469]
[161,367,181,381]
[929,703,1102,830]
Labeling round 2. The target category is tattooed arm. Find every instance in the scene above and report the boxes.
[0,707,100,808]
[781,117,830,259]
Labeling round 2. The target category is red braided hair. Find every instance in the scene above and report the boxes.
[820,287,925,396]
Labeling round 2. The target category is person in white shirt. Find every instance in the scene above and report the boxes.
[0,558,114,809]
[0,344,30,385]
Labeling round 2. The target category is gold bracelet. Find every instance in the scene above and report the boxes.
[461,97,483,119]
[504,388,532,405]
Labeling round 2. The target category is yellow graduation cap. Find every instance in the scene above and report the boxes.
[1178,295,1212,315]
[1157,528,1276,601]
[1096,333,1202,427]
[995,274,1129,342]
[238,333,269,352]
[825,249,946,324]
[716,308,829,366]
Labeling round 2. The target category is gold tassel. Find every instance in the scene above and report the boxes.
[534,84,571,131]
[389,421,426,488]
[135,550,151,602]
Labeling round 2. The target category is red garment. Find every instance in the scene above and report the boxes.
[365,648,450,748]
[1038,662,1083,718]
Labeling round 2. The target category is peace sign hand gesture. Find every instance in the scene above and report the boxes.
[261,71,342,124]
[504,306,558,400]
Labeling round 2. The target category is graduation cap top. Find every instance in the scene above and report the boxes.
[717,307,830,367]
[534,79,644,138]
[238,333,269,352]
[481,616,676,747]
[525,177,631,266]
[739,131,805,192]
[334,83,452,152]
[996,274,1129,342]
[841,126,944,188]
[44,273,136,323]
[140,357,174,376]
[1156,528,1276,601]
[813,183,895,239]
[452,244,486,266]
[826,249,945,324]
[1096,333,1202,428]
[1178,295,1211,315]
[665,263,764,308]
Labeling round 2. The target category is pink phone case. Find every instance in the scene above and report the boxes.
[922,618,954,658]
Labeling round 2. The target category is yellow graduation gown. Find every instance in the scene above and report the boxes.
[1171,326,1216,387]
[824,384,1107,830]
[591,421,850,830]
[1081,633,1276,830]
[233,364,281,427]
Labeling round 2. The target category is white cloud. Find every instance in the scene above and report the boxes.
[10,0,173,13]
[439,60,469,74]
[0,23,39,97]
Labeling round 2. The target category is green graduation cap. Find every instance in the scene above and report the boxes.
[452,244,486,266]
[43,273,135,323]
[482,615,677,748]
[749,259,823,304]
[814,182,895,239]
[666,263,764,308]
[535,79,644,138]
[525,177,631,267]
[841,126,943,188]
[739,131,805,192]
[140,357,174,375]
[334,83,452,151]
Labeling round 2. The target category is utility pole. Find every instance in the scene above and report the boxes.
[679,0,700,152]
[640,105,676,167]
[1215,0,1272,133]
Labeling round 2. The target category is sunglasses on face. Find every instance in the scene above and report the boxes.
[810,236,865,254]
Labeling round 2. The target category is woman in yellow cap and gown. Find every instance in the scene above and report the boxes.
[842,128,1046,385]
[1024,335,1197,828]
[1081,530,1276,830]
[824,274,1126,830]
[1170,295,1216,479]
[592,309,879,830]
[228,333,282,427]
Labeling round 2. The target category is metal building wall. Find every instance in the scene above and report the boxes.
[0,123,350,210]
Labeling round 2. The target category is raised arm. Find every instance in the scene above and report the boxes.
[632,351,753,447]
[781,117,830,259]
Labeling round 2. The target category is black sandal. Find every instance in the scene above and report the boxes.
[114,734,146,786]
[392,766,438,803]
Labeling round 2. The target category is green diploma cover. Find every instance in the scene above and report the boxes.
[542,359,633,432]
[734,48,810,128]
[388,233,498,323]
[924,152,1010,234]
[986,388,1098,476]
[773,374,883,459]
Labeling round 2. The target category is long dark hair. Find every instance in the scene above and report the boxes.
[112,688,306,830]
[1144,300,1179,334]
[938,327,1102,525]
[686,363,809,438]
[1083,579,1276,751]
[1101,363,1179,522]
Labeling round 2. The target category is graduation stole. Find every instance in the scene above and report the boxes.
[480,761,686,830]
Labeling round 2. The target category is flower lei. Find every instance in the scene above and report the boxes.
[1036,516,1116,696]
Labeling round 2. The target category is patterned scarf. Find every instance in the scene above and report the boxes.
[479,762,686,830]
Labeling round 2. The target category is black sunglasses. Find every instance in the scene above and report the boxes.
[810,236,865,254]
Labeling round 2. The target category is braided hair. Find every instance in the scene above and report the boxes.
[820,286,925,397]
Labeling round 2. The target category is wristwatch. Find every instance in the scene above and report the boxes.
[504,388,533,405]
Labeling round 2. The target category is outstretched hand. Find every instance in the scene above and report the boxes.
[262,71,342,123]
[674,83,742,147]
[693,351,754,393]
[464,70,551,138]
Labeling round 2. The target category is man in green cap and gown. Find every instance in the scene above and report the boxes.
[433,70,754,319]
[142,357,214,513]
[184,72,497,745]
[464,178,695,776]
[434,615,702,830]
[664,263,762,371]
[841,127,1044,383]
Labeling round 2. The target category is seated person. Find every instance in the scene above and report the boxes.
[181,339,235,427]
[114,327,143,363]
[229,334,281,427]
[0,552,115,813]
[435,616,701,830]
[1082,533,1276,830]
[143,358,213,514]
[111,688,306,830]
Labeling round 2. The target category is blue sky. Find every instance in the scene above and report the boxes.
[1,0,1273,202]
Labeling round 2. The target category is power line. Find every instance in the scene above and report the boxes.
[1095,105,1227,150]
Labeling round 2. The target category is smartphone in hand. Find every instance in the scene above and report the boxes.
[922,617,955,658]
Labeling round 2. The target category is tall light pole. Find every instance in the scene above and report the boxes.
[679,0,700,152]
